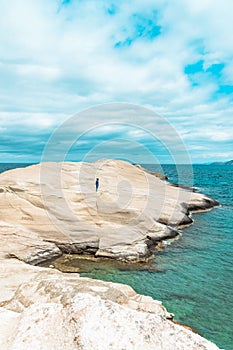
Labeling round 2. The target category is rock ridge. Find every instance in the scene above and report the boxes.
[0,159,218,263]
[0,259,220,350]
[0,160,220,349]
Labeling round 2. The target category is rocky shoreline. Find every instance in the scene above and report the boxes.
[0,159,219,264]
[0,258,220,350]
[0,160,220,349]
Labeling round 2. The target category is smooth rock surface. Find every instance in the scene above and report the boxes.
[0,160,220,349]
[0,263,219,350]
[0,159,218,262]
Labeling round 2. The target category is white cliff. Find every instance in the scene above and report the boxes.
[0,160,220,349]
[0,159,218,263]
[0,261,220,350]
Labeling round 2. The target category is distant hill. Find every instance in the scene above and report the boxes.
[211,160,233,165]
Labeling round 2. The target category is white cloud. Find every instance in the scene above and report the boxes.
[0,112,67,129]
[0,0,233,162]
[17,64,61,81]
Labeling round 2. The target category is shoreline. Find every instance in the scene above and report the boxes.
[35,199,218,280]
[0,255,220,350]
[0,160,220,264]
[0,160,221,349]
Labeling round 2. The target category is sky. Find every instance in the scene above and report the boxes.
[0,0,233,163]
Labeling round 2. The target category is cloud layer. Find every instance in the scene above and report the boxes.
[0,0,233,162]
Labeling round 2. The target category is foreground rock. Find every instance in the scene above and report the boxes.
[0,159,218,263]
[0,258,219,350]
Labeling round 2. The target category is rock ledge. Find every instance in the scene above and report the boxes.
[0,160,220,349]
[0,159,219,263]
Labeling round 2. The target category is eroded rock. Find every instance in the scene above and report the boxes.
[0,160,220,349]
[0,160,218,263]
[1,267,219,350]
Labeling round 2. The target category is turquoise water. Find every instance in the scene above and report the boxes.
[80,164,233,350]
[1,164,232,349]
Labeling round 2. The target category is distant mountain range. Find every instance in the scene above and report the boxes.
[211,160,233,165]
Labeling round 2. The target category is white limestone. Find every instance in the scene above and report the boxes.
[0,159,218,262]
[0,160,220,349]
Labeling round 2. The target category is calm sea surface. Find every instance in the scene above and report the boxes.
[1,163,232,349]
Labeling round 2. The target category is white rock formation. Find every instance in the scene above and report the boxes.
[0,262,219,350]
[0,159,218,263]
[0,160,220,349]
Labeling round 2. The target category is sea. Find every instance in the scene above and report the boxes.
[1,163,232,350]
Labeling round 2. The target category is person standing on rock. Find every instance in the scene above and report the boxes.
[95,178,99,192]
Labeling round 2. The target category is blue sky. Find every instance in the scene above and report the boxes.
[0,0,233,163]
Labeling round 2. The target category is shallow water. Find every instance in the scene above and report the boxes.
[80,164,233,350]
[1,163,232,349]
